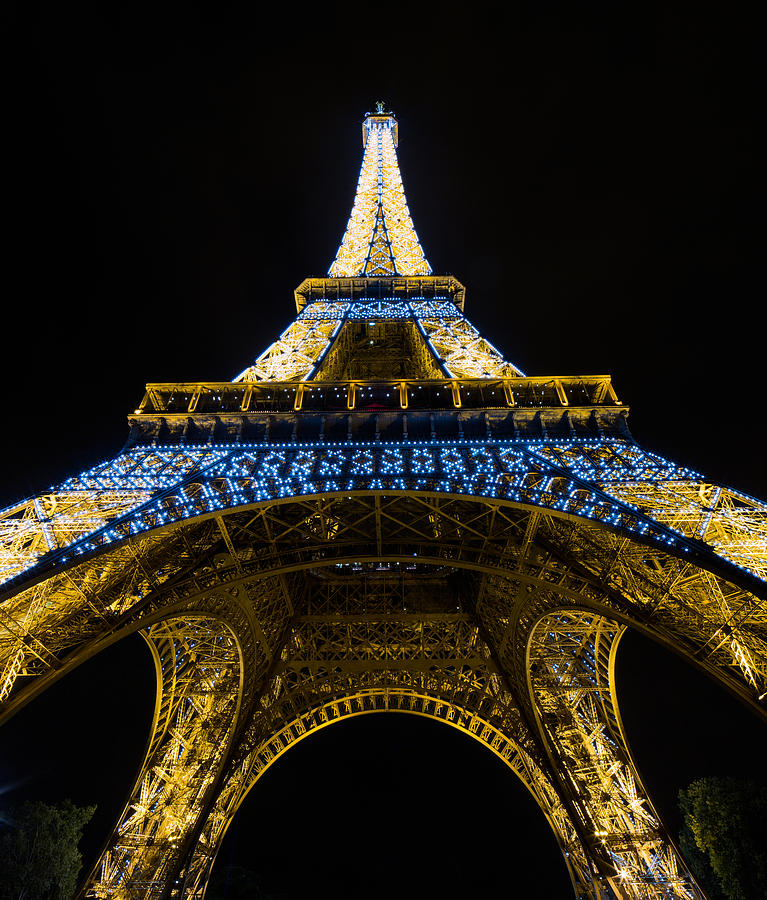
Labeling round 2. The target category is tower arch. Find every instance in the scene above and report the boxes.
[183,688,596,898]
[1,107,765,898]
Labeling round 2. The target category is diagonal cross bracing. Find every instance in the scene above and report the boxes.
[3,107,765,900]
[233,298,524,382]
[328,110,432,277]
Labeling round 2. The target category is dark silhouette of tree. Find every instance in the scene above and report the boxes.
[678,777,767,900]
[678,816,728,900]
[0,799,95,900]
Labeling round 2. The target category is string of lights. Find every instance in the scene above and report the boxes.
[3,437,765,593]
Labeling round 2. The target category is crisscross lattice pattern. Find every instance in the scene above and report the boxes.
[328,113,431,277]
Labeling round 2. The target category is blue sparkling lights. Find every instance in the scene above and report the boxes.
[4,434,765,594]
[2,436,751,591]
[294,298,459,323]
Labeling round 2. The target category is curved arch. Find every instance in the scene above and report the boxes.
[5,484,765,726]
[1,460,766,898]
[7,435,766,601]
[3,438,767,718]
[181,687,598,900]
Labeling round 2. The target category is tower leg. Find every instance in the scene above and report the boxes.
[527,610,706,899]
[83,615,243,899]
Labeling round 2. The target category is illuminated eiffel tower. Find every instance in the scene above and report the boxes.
[1,104,766,899]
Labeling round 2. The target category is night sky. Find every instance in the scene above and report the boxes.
[1,5,765,898]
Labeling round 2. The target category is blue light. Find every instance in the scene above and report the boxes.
[6,435,764,588]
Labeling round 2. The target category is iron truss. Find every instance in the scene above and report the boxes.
[2,108,766,900]
[233,297,524,383]
[328,107,431,278]
[1,435,766,898]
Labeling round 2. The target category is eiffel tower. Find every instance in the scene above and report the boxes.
[1,104,766,899]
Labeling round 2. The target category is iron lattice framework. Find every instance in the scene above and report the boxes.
[1,106,766,900]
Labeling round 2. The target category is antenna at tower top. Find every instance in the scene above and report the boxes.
[371,100,392,116]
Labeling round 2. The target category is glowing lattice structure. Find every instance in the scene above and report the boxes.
[1,106,766,900]
[328,102,431,278]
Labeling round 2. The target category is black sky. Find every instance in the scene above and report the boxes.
[1,5,765,898]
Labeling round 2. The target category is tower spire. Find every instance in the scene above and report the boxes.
[328,104,432,277]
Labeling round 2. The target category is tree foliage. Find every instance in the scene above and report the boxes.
[0,799,95,900]
[678,776,767,900]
